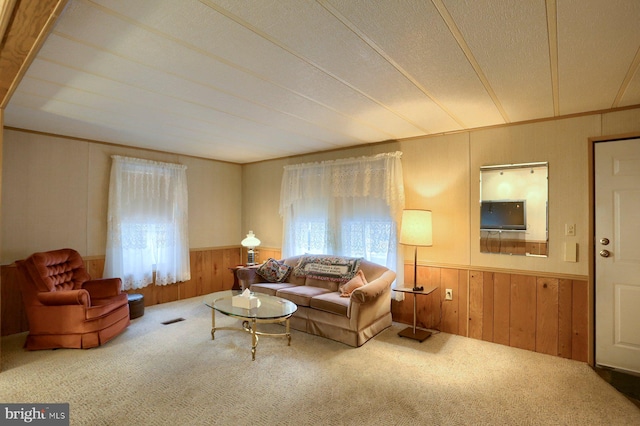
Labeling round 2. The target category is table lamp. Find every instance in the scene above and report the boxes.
[241,231,261,265]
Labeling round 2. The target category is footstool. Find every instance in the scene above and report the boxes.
[127,293,144,319]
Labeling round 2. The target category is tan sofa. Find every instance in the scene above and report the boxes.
[236,255,396,347]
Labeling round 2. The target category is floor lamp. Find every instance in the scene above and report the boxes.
[399,209,433,341]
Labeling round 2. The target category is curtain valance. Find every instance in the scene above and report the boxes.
[279,151,405,220]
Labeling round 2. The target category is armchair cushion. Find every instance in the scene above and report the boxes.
[82,278,122,298]
[86,294,129,319]
[26,250,91,292]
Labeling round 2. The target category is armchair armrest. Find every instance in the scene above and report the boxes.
[82,278,122,298]
[37,289,90,307]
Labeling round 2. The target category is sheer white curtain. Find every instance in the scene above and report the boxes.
[104,156,191,290]
[280,152,405,295]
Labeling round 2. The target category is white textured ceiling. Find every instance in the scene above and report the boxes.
[5,0,640,164]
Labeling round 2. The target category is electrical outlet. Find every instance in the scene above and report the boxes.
[445,289,453,300]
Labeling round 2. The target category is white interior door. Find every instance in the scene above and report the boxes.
[595,138,640,373]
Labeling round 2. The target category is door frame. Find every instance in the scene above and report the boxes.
[588,132,640,368]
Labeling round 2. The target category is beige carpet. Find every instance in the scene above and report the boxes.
[2,296,639,426]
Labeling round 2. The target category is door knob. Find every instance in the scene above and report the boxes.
[599,238,610,245]
[599,249,611,258]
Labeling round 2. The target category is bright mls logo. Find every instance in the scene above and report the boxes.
[1,404,68,425]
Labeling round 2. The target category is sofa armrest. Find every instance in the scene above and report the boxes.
[236,266,263,290]
[348,269,395,321]
[37,289,90,307]
[350,270,396,304]
[82,278,122,298]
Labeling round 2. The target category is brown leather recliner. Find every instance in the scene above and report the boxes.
[16,248,130,350]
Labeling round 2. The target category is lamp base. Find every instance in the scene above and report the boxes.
[398,327,432,342]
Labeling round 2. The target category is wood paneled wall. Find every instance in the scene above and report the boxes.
[1,246,281,336]
[391,264,588,362]
[392,265,469,337]
[480,237,548,256]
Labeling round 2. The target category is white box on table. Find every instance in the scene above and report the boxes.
[232,293,259,309]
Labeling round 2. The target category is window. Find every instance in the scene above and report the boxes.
[104,156,190,290]
[341,219,394,267]
[280,152,404,283]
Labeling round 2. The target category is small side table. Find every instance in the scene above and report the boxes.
[394,286,438,342]
[229,264,262,291]
[229,266,245,290]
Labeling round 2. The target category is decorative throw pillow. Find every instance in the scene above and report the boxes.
[339,270,367,297]
[256,258,292,283]
[293,255,362,282]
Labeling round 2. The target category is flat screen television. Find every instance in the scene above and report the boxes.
[480,200,526,231]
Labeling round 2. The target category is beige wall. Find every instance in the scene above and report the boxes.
[399,133,470,266]
[4,107,640,271]
[1,129,242,264]
[243,108,640,278]
[470,115,600,275]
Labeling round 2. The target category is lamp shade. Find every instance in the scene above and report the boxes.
[241,231,261,248]
[400,210,432,246]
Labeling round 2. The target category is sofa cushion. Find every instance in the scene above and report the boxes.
[339,270,367,297]
[293,255,362,283]
[250,282,297,296]
[309,292,349,316]
[256,258,292,283]
[303,277,340,292]
[276,285,331,307]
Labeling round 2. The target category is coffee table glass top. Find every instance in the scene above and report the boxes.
[203,290,297,320]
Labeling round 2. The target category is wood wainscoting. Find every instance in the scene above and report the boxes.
[392,264,589,363]
[1,246,282,336]
[3,252,588,363]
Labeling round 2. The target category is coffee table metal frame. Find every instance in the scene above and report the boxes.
[204,291,297,360]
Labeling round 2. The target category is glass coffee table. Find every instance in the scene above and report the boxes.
[203,291,297,360]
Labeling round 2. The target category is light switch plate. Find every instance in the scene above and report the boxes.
[564,242,577,262]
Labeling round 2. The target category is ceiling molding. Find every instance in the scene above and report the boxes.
[6,103,640,167]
